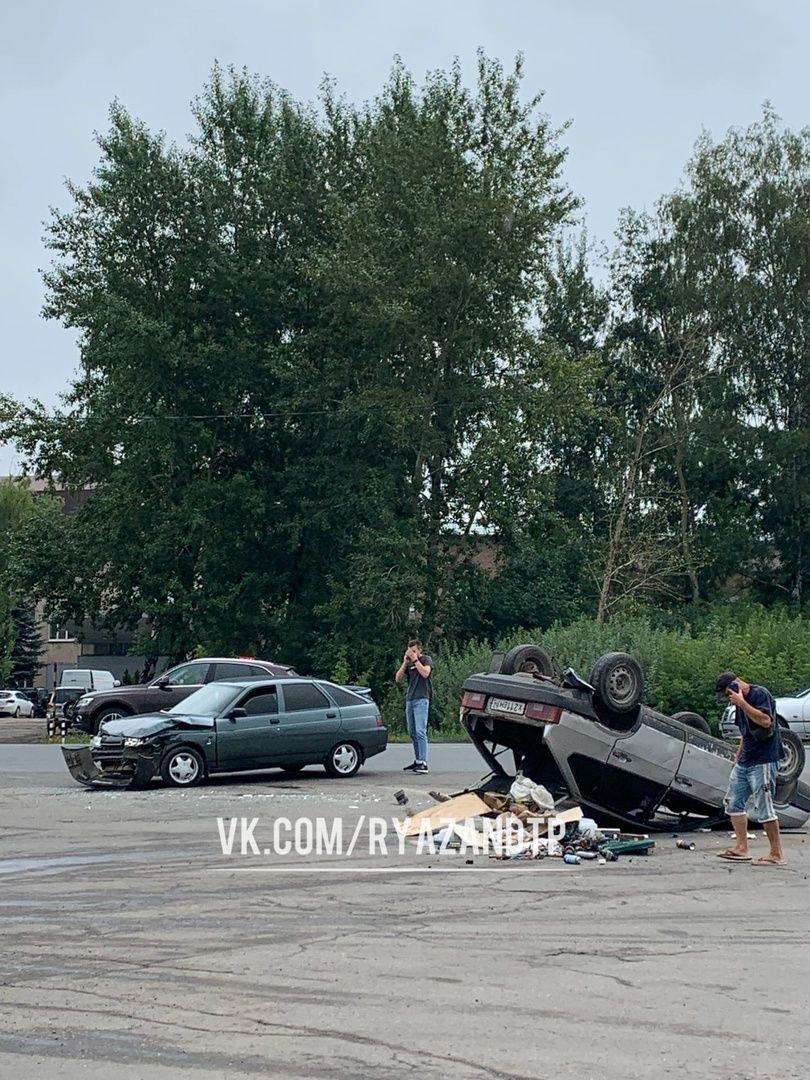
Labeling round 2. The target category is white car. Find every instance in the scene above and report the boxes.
[720,687,810,743]
[0,690,35,717]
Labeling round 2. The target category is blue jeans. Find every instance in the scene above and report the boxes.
[406,697,429,764]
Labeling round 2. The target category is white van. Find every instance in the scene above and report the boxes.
[59,669,118,692]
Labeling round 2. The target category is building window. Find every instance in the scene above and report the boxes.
[79,643,128,657]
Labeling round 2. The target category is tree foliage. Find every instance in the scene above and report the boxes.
[6,55,594,688]
[3,66,809,701]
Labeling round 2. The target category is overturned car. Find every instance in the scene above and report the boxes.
[460,645,810,831]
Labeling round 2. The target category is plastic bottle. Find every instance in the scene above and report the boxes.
[563,852,580,865]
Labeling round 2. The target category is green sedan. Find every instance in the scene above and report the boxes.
[62,678,387,788]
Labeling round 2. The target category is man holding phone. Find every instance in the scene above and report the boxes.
[395,640,434,774]
[714,671,786,866]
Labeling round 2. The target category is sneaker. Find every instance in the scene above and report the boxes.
[414,762,429,774]
[402,761,419,772]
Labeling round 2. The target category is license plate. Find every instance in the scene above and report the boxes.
[488,697,525,717]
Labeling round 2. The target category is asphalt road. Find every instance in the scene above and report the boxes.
[1,746,809,1080]
[0,741,486,783]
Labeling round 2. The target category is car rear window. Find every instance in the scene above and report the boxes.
[322,684,366,707]
[212,662,252,680]
[282,683,330,712]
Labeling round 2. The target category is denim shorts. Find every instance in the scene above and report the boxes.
[724,762,778,823]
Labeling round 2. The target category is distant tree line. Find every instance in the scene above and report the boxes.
[2,55,809,697]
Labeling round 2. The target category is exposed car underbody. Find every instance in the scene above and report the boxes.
[460,671,810,832]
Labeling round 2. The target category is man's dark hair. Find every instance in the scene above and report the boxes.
[408,639,421,649]
[715,671,738,695]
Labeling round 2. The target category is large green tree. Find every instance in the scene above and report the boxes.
[6,56,590,688]
[674,108,810,603]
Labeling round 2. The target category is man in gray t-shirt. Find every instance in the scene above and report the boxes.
[395,639,433,774]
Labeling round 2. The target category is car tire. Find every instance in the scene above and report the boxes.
[590,652,644,713]
[160,747,205,787]
[500,644,554,678]
[13,707,20,717]
[62,699,78,721]
[673,710,711,735]
[777,729,805,784]
[93,706,133,735]
[324,742,362,778]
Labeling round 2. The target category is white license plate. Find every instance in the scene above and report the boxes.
[488,697,525,717]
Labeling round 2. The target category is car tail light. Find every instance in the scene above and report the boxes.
[461,691,487,710]
[525,702,562,723]
[375,713,384,728]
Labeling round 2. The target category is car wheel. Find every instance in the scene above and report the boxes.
[324,742,361,778]
[500,644,554,678]
[673,710,711,735]
[777,729,805,784]
[93,707,131,735]
[13,707,20,717]
[161,747,205,787]
[590,652,644,713]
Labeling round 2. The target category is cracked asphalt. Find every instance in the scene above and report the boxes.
[1,748,810,1080]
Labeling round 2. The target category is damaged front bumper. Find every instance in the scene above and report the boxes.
[61,744,160,788]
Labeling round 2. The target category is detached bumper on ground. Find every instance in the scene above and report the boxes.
[61,744,160,788]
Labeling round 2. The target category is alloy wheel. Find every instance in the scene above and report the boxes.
[331,744,359,775]
[168,753,200,785]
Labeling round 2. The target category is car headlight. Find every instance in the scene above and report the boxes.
[77,696,93,708]
[123,737,148,747]
[91,735,102,748]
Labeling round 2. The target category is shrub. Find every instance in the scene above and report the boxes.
[382,602,810,739]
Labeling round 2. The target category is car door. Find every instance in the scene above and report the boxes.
[536,711,620,807]
[600,711,686,820]
[276,682,341,761]
[671,729,735,810]
[214,687,280,771]
[799,691,810,740]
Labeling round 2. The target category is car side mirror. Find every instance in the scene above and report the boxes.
[227,707,247,721]
[155,676,170,689]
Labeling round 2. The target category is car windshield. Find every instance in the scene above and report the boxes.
[168,683,241,716]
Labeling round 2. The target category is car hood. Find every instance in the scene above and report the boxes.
[101,713,215,737]
[82,685,151,702]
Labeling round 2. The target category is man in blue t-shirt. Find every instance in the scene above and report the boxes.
[715,671,786,866]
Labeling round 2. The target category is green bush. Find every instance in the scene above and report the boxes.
[381,603,810,739]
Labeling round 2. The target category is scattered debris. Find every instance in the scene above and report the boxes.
[508,772,555,812]
[676,839,696,850]
[403,791,492,838]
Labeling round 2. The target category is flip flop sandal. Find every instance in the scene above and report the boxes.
[752,857,787,867]
[717,850,752,861]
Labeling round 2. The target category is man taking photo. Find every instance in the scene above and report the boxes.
[395,640,434,774]
[715,671,786,866]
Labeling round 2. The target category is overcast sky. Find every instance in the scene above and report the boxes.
[2,0,809,469]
